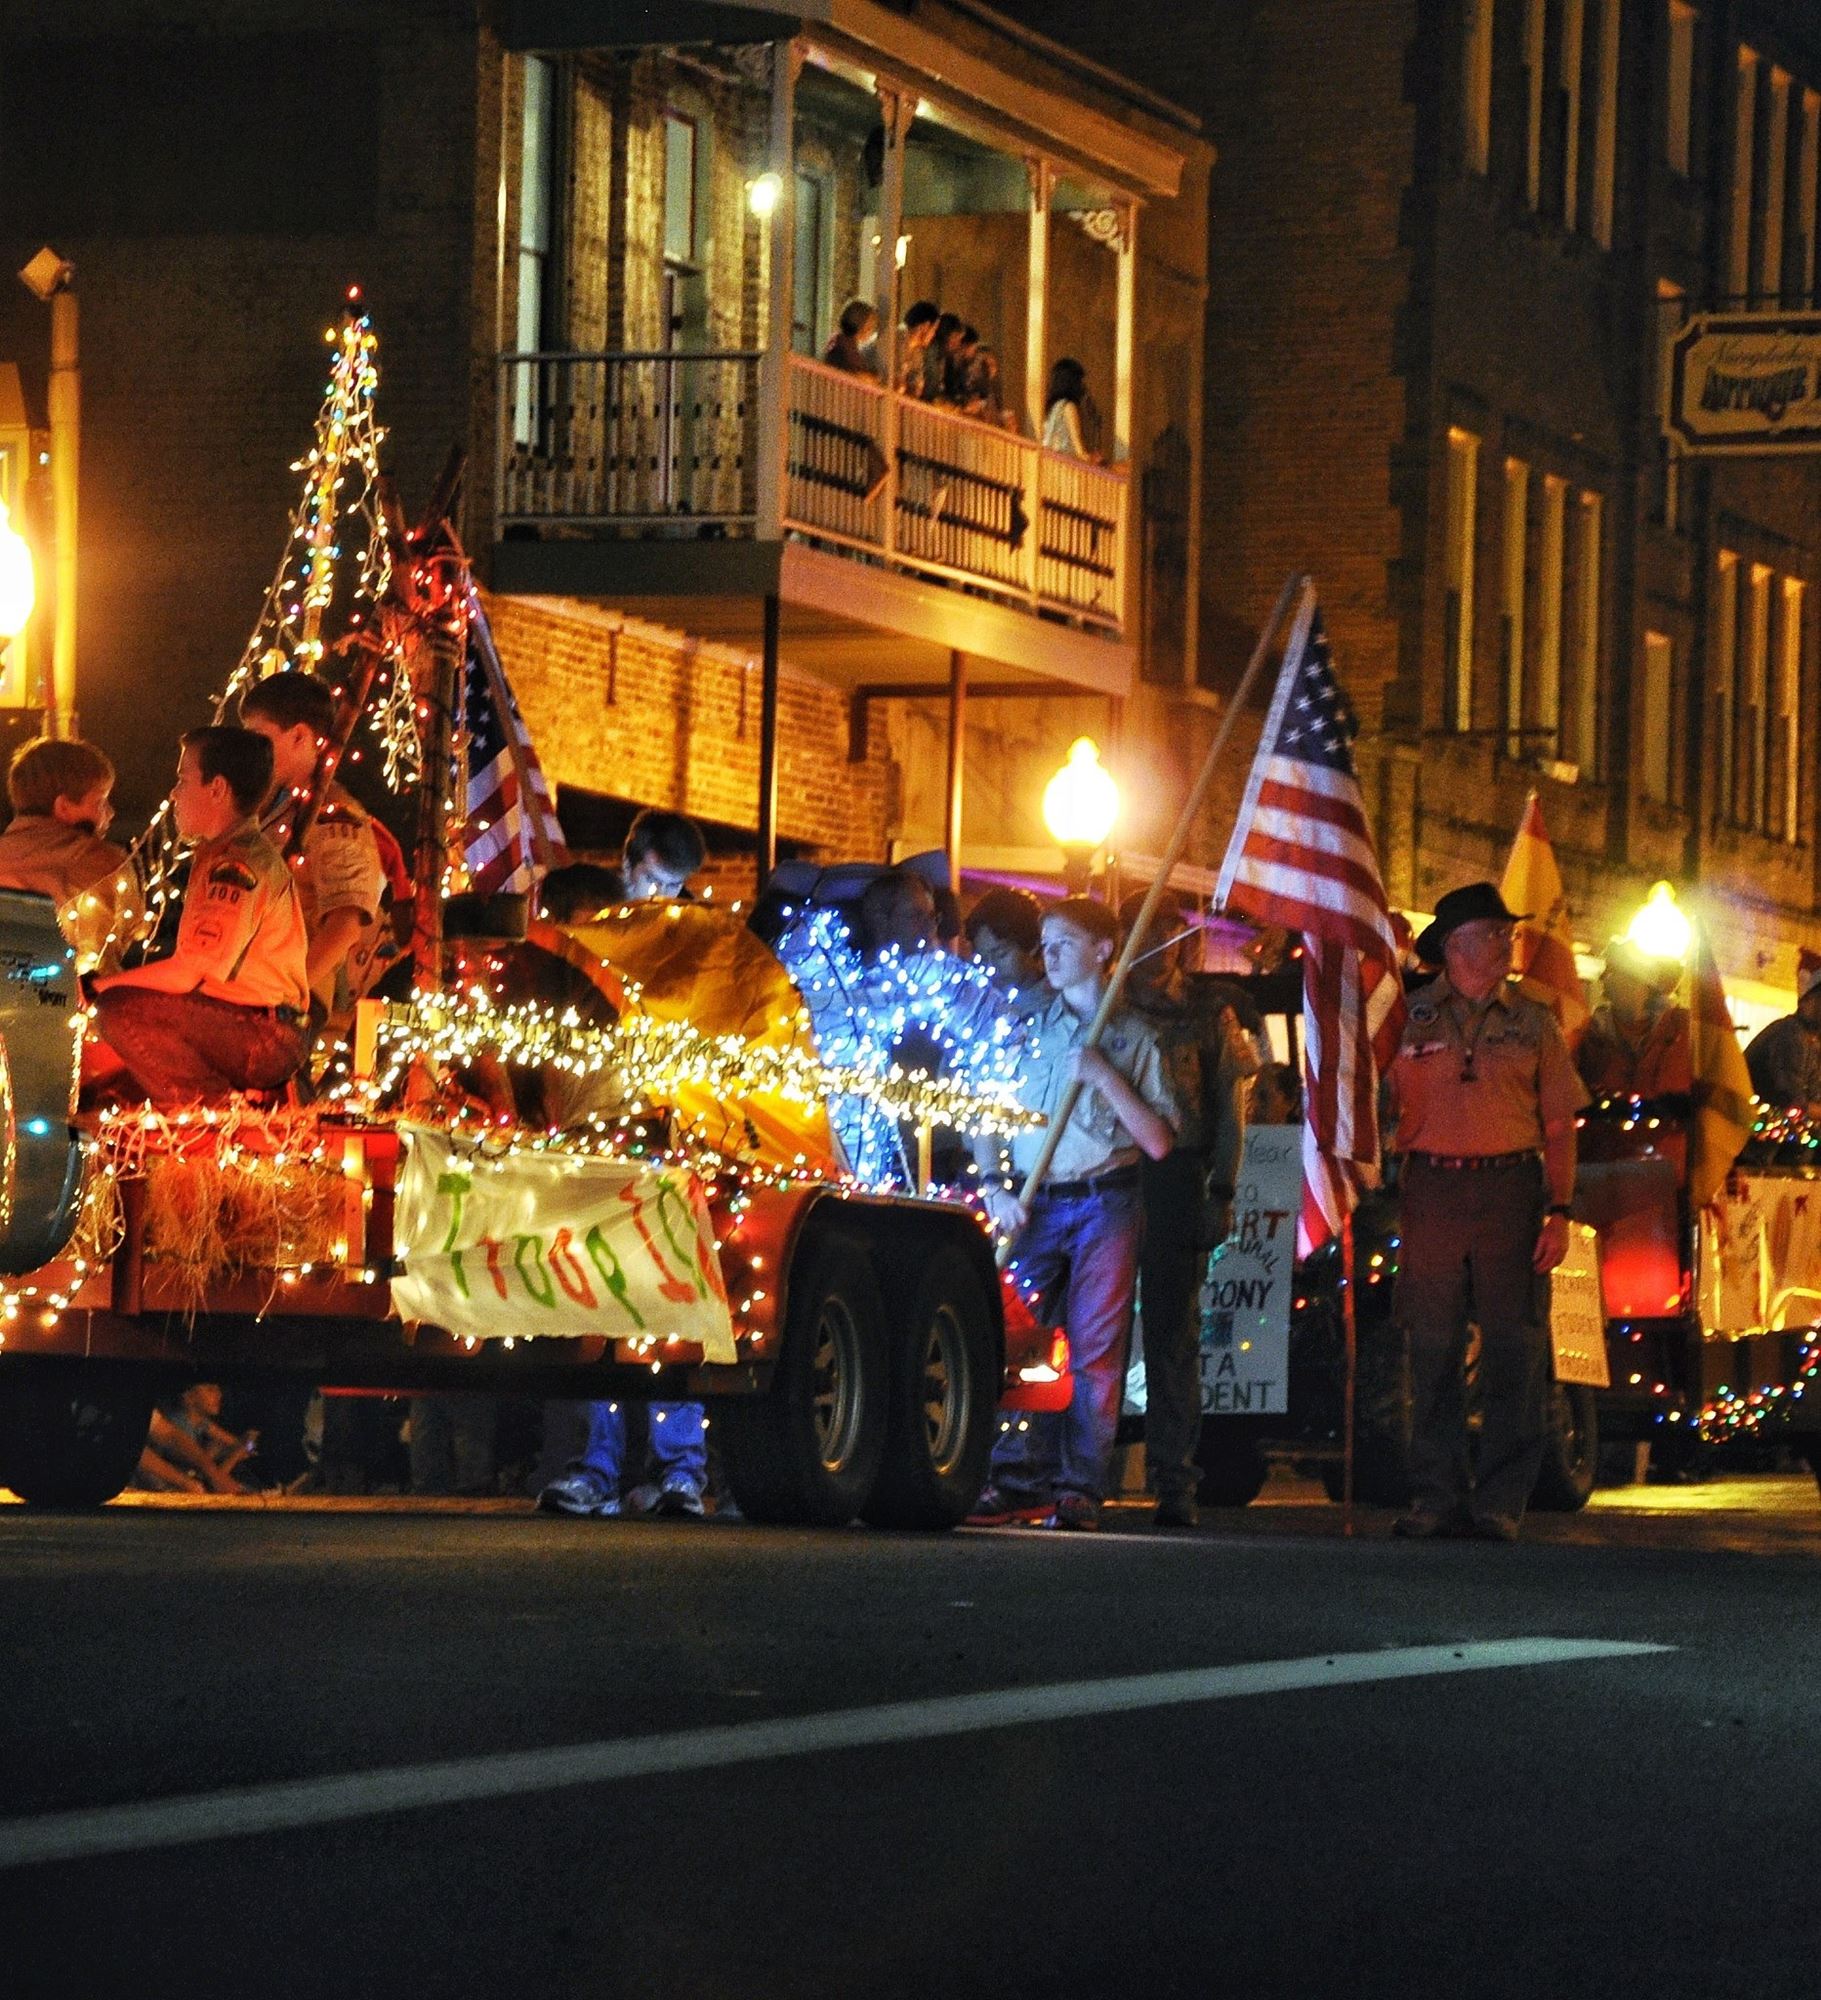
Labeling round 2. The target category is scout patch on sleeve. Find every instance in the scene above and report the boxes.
[1407,998,1438,1025]
[205,860,258,898]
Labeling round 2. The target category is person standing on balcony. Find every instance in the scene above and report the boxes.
[1042,357,1102,462]
[823,299,884,379]
[896,300,940,396]
[924,312,967,403]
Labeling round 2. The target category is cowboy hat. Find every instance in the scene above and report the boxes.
[1414,881,1528,967]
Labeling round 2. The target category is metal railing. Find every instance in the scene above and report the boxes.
[497,349,1127,630]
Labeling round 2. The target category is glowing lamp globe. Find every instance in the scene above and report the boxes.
[0,496,32,642]
[1043,737,1119,854]
[1625,881,1691,966]
[747,172,782,219]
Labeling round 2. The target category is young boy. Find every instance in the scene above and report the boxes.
[0,735,129,908]
[239,671,393,1029]
[90,727,311,1103]
[969,896,1180,1532]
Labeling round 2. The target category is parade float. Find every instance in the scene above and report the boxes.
[0,304,1066,1521]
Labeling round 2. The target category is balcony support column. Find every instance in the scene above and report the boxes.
[758,592,782,888]
[945,648,968,892]
[874,87,913,388]
[1024,159,1053,439]
[1112,202,1137,465]
[755,39,803,541]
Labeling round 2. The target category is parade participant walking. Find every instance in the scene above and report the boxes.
[538,809,713,1522]
[1387,882,1587,1540]
[1744,950,1821,1121]
[89,728,312,1103]
[1120,891,1257,1527]
[969,897,1180,1531]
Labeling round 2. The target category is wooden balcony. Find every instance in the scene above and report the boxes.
[496,350,1128,637]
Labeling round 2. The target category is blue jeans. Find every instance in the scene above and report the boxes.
[573,1400,706,1491]
[990,1172,1145,1504]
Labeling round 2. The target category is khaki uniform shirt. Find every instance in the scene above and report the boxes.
[1005,989,1181,1184]
[1390,973,1587,1157]
[0,815,129,906]
[176,821,310,1013]
[260,781,388,1016]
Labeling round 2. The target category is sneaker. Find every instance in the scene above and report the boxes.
[1049,1491,1102,1532]
[1153,1491,1200,1530]
[652,1474,708,1519]
[965,1483,1052,1527]
[537,1470,622,1518]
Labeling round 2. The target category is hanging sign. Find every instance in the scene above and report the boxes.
[391,1125,737,1361]
[1665,312,1821,455]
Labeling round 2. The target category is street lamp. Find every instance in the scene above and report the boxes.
[1043,736,1120,892]
[17,245,76,739]
[1624,880,1692,967]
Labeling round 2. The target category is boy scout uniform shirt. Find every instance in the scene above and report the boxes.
[0,815,129,906]
[1006,989,1181,1184]
[259,781,388,1013]
[176,821,310,1013]
[1390,973,1588,1157]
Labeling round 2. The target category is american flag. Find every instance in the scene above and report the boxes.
[463,590,568,895]
[1215,592,1406,1257]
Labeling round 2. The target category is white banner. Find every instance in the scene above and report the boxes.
[1696,1169,1821,1338]
[391,1126,737,1362]
[1201,1123,1301,1416]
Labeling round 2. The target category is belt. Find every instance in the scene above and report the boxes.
[1036,1162,1142,1201]
[1406,1148,1538,1171]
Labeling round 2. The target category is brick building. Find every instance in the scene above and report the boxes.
[0,2,1215,897]
[1000,0,1821,1010]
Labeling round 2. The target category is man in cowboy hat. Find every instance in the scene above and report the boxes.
[1387,881,1589,1540]
[1744,949,1821,1122]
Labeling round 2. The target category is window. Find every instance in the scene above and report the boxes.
[1730,48,1758,301]
[1502,458,1529,756]
[1665,2,1696,177]
[1463,0,1495,175]
[1560,0,1586,227]
[1444,427,1480,730]
[1642,632,1675,804]
[1714,549,1738,821]
[1763,69,1790,302]
[1590,0,1620,246]
[513,54,558,445]
[1525,0,1547,207]
[1568,490,1602,774]
[1741,562,1772,829]
[1537,474,1567,748]
[663,114,697,267]
[1777,578,1804,842]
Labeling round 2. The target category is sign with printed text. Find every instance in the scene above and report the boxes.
[1200,1123,1301,1416]
[390,1126,737,1362]
[1666,313,1821,454]
[1696,1169,1821,1338]
[1549,1221,1610,1388]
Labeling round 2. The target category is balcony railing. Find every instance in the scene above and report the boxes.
[498,350,1127,633]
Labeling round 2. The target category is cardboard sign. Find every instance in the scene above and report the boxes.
[390,1125,737,1362]
[1696,1169,1821,1338]
[1550,1221,1611,1387]
[1201,1123,1301,1416]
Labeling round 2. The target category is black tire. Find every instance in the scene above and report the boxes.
[0,1371,155,1507]
[1195,1429,1269,1507]
[862,1246,999,1531]
[718,1235,889,1526]
[1530,1382,1599,1511]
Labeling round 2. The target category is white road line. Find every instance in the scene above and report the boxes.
[0,1637,1669,1872]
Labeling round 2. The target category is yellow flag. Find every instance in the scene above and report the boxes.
[1687,915,1755,1210]
[1501,791,1590,1046]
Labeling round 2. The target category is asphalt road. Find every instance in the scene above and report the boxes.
[2,1476,1818,2000]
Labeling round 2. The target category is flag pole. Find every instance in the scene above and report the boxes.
[997,571,1309,1267]
[1340,1207,1358,1538]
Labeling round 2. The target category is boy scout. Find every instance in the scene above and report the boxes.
[239,671,392,1028]
[1388,881,1588,1541]
[90,727,311,1103]
[0,735,128,908]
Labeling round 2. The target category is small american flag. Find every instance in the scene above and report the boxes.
[463,590,568,895]
[1215,592,1406,1257]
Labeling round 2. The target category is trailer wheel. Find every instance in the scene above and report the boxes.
[719,1236,888,1526]
[0,1370,155,1508]
[862,1247,998,1530]
[1194,1430,1269,1507]
[1530,1383,1599,1511]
